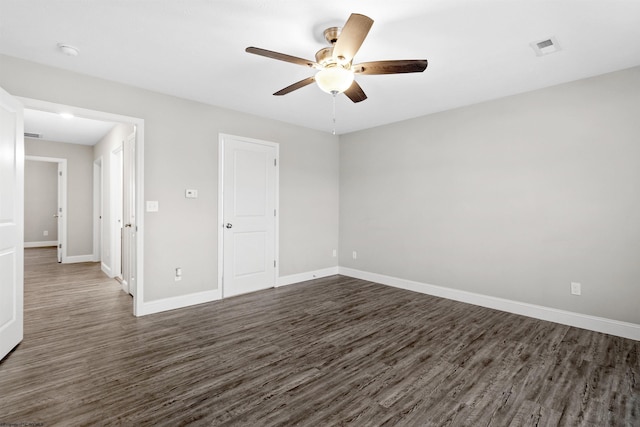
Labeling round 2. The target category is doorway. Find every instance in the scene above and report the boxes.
[19,96,145,316]
[218,134,279,298]
[24,156,67,263]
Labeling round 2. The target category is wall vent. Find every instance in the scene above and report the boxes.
[531,37,561,56]
[24,132,43,139]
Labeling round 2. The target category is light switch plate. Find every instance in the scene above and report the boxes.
[185,189,198,199]
[146,200,159,212]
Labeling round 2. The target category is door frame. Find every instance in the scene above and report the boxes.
[19,97,146,316]
[217,133,279,297]
[122,131,137,296]
[24,155,67,263]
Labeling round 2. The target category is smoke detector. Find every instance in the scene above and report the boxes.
[531,37,561,56]
[57,43,79,56]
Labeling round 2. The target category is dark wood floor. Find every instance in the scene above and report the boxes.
[1,248,638,426]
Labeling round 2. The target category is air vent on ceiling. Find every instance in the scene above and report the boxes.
[531,37,561,56]
[24,132,43,139]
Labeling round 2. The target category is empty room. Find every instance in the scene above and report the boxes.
[0,1,638,425]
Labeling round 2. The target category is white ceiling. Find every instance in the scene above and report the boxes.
[2,0,640,135]
[24,109,116,145]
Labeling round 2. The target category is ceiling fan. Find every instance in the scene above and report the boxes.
[246,13,428,103]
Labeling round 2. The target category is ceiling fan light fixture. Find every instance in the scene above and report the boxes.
[315,66,354,94]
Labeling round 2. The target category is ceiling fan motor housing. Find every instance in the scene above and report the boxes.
[315,47,334,65]
[323,27,341,45]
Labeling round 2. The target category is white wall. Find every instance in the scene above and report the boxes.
[24,160,58,244]
[340,66,640,325]
[24,138,94,257]
[0,54,340,304]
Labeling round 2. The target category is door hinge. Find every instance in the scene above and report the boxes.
[273,260,276,268]
[274,209,276,217]
[274,159,277,167]
[58,244,62,249]
[59,171,62,176]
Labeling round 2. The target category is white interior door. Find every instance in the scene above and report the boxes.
[222,135,278,298]
[56,162,63,262]
[93,158,102,263]
[111,146,123,279]
[0,87,24,361]
[122,131,136,296]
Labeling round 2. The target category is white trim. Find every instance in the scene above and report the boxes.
[24,241,57,248]
[217,138,224,297]
[63,254,94,264]
[132,124,145,316]
[121,279,129,294]
[101,262,112,277]
[137,289,221,316]
[277,267,339,287]
[19,97,145,318]
[217,133,280,299]
[338,267,640,341]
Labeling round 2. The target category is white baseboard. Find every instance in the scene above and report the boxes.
[277,266,339,287]
[136,268,337,317]
[138,289,221,316]
[121,279,129,294]
[24,240,57,248]
[338,267,640,341]
[63,254,95,264]
[101,262,112,277]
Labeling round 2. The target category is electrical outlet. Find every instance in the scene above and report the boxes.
[352,251,357,260]
[43,230,48,236]
[571,282,581,296]
[175,267,182,281]
[185,189,198,199]
[332,249,337,257]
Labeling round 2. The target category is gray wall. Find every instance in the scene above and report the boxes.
[8,53,637,325]
[24,160,58,243]
[24,138,94,257]
[340,67,640,324]
[1,54,340,303]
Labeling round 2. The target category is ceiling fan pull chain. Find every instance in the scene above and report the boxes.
[332,93,337,135]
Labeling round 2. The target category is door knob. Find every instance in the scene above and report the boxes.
[124,223,132,228]
[53,214,59,218]
[225,223,233,229]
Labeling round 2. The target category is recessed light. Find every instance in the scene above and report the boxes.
[57,43,79,56]
[59,112,74,119]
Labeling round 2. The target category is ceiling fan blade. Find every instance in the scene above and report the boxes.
[333,14,374,63]
[246,47,318,68]
[273,76,316,96]
[343,80,367,103]
[353,60,428,75]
